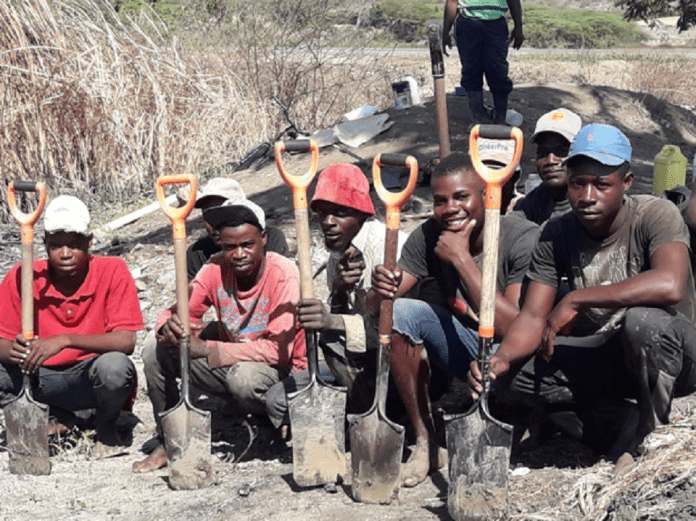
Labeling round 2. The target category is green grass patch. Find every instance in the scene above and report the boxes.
[523,4,649,48]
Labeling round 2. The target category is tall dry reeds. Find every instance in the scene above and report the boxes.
[0,0,393,221]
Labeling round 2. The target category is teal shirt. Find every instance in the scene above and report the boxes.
[458,0,507,20]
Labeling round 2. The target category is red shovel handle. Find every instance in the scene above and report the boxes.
[469,125,523,211]
[8,181,46,341]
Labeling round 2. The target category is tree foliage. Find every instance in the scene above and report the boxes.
[615,0,696,31]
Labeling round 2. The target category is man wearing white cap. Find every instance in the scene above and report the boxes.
[0,195,144,459]
[134,199,306,473]
[187,177,288,281]
[511,108,583,225]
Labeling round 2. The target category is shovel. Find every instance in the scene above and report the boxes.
[444,124,523,521]
[348,153,418,504]
[275,139,348,487]
[5,181,50,476]
[157,173,213,491]
[428,19,451,158]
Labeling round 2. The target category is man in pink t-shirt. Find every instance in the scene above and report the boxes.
[0,195,144,459]
[133,198,306,474]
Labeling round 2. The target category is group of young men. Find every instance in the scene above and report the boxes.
[1,109,695,496]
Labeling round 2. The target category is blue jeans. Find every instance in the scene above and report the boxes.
[456,15,512,96]
[0,352,135,433]
[392,298,489,380]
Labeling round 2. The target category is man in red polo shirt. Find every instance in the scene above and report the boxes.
[0,195,144,459]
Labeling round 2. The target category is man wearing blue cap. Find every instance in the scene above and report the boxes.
[469,123,696,462]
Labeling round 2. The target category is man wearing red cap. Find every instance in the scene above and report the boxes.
[265,163,408,429]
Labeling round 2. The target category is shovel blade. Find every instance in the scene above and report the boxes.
[288,380,346,487]
[445,403,513,521]
[348,408,404,504]
[5,391,51,476]
[160,400,213,490]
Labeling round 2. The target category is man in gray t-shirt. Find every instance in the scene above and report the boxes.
[470,124,696,461]
[368,152,538,489]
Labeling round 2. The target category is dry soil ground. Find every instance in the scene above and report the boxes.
[1,45,696,521]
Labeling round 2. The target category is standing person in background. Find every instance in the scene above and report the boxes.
[0,196,144,459]
[443,0,524,124]
[511,108,583,225]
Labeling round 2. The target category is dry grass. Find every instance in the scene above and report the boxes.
[0,0,394,221]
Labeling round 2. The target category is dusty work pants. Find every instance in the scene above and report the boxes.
[141,332,290,436]
[504,307,696,452]
[0,352,134,435]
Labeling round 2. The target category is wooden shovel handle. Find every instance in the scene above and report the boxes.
[156,174,197,336]
[372,153,418,338]
[8,181,46,341]
[469,125,523,211]
[275,139,319,299]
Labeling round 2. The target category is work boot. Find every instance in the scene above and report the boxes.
[492,94,508,124]
[467,90,489,124]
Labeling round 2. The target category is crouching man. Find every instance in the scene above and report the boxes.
[0,195,143,459]
[368,152,539,487]
[470,124,696,460]
[133,199,306,473]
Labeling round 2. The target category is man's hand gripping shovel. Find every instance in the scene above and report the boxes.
[276,139,348,487]
[348,154,418,504]
[444,125,522,521]
[5,181,50,476]
[157,174,213,491]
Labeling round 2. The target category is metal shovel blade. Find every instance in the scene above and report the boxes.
[159,337,213,491]
[287,371,347,487]
[445,399,513,521]
[160,398,213,490]
[5,376,51,476]
[348,400,404,504]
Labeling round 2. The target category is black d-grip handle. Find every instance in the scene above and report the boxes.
[282,139,312,152]
[379,153,411,167]
[477,124,515,140]
[13,181,38,192]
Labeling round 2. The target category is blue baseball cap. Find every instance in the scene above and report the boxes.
[564,124,632,167]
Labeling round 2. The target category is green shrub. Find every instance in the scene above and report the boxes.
[524,4,649,48]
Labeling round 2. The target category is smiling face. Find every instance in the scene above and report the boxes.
[566,156,633,238]
[535,132,571,189]
[431,170,485,234]
[45,231,91,280]
[219,223,267,287]
[312,200,366,252]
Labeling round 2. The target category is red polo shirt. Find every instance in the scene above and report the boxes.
[0,256,144,367]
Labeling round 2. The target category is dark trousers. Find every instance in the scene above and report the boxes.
[0,352,134,434]
[503,307,696,452]
[456,15,512,96]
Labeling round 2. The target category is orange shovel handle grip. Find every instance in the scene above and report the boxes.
[274,139,319,210]
[373,154,419,230]
[156,174,197,239]
[8,181,47,245]
[469,125,523,210]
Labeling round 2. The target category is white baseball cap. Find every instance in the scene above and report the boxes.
[194,178,247,209]
[203,197,266,231]
[44,195,90,235]
[531,108,582,144]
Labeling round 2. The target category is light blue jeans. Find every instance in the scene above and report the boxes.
[392,298,493,380]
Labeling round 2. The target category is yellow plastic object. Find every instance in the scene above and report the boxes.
[652,145,687,196]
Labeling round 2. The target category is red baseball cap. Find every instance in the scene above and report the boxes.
[310,163,375,215]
